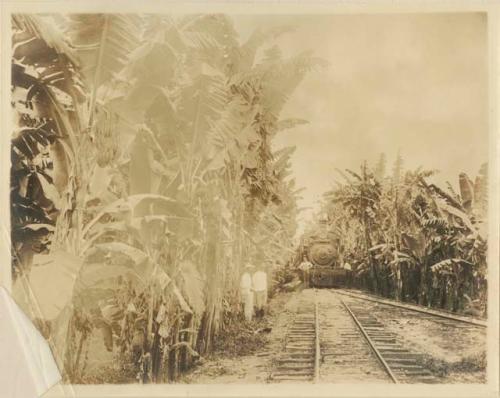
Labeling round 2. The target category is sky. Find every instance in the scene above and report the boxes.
[232,13,489,231]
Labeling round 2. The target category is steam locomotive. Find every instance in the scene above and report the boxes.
[299,221,352,288]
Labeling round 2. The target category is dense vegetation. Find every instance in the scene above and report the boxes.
[11,14,320,383]
[315,155,488,316]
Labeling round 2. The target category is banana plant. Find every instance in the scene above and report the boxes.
[322,159,488,315]
[11,12,312,383]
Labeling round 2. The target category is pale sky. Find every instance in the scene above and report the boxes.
[232,14,488,230]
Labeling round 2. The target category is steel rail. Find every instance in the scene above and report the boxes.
[336,289,486,328]
[340,297,399,384]
[314,290,320,383]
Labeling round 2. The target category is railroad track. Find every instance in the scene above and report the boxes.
[270,289,457,383]
[270,293,320,382]
[335,289,487,328]
[339,296,438,383]
[270,288,485,383]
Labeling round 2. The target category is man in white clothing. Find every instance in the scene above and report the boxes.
[240,264,254,321]
[252,264,268,318]
[298,256,313,288]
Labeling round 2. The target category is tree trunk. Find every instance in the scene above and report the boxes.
[197,194,222,355]
[418,263,428,306]
[363,217,378,294]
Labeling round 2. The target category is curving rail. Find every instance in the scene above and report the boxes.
[340,298,399,383]
[339,294,438,383]
[336,289,486,328]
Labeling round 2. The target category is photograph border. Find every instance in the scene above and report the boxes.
[1,1,498,397]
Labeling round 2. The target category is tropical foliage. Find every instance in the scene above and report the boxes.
[316,155,488,316]
[11,13,316,382]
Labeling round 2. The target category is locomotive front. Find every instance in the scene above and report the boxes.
[305,238,351,288]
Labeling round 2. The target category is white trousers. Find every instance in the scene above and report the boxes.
[242,290,254,321]
[254,290,267,310]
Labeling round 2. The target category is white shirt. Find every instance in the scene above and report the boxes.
[299,261,313,271]
[344,262,352,270]
[252,271,267,292]
[240,272,252,292]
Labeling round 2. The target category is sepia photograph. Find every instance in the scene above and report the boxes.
[2,3,499,396]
